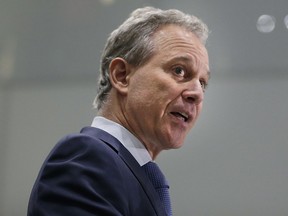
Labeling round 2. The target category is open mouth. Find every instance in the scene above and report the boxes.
[170,112,189,122]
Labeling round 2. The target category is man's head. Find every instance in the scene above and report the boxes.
[94,7,209,111]
[94,7,210,158]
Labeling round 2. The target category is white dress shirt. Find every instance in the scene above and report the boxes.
[91,116,152,166]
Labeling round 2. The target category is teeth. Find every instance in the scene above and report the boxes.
[171,112,189,122]
[179,112,188,119]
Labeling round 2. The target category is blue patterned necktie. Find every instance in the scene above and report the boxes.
[142,162,173,216]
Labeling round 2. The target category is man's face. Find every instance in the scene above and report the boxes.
[123,25,210,156]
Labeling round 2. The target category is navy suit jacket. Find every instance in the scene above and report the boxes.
[28,127,167,216]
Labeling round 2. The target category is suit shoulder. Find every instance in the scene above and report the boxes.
[49,127,117,162]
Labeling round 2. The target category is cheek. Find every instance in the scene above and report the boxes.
[197,103,204,115]
[132,77,168,101]
[127,81,158,113]
[128,69,181,112]
[190,103,204,127]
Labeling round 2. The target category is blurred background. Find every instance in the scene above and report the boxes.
[0,0,288,215]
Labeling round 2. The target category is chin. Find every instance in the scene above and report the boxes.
[166,140,185,150]
[161,130,186,149]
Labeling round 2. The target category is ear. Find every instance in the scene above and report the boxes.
[109,57,132,95]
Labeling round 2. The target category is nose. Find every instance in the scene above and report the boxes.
[181,80,204,105]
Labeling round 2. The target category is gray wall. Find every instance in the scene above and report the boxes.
[1,0,288,215]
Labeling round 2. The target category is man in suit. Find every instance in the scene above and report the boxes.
[28,6,210,216]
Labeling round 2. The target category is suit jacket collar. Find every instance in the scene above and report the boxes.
[80,127,167,216]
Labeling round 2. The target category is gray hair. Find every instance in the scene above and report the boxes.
[93,6,209,111]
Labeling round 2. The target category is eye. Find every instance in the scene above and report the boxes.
[173,66,185,77]
[200,79,208,92]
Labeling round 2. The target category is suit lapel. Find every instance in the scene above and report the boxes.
[81,127,167,216]
[117,141,167,216]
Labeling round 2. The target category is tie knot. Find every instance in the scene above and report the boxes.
[142,162,169,189]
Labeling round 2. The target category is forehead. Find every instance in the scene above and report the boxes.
[151,25,209,71]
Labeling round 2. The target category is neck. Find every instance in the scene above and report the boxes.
[98,106,162,160]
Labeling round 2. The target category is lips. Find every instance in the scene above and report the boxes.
[170,111,189,122]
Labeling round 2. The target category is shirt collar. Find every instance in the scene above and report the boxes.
[91,116,152,166]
